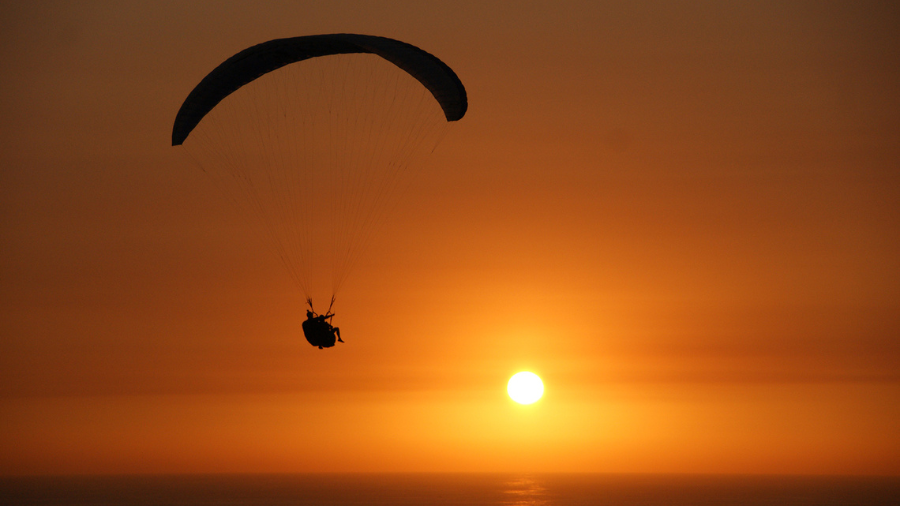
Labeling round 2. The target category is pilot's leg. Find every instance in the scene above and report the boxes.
[335,327,343,343]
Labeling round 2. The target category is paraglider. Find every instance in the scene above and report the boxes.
[302,310,342,349]
[301,297,342,349]
[172,34,466,348]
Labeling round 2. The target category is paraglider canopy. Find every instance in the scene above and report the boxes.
[172,33,467,146]
[172,33,465,317]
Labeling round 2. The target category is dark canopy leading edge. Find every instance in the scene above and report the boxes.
[172,34,467,146]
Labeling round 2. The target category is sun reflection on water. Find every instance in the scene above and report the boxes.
[502,475,549,506]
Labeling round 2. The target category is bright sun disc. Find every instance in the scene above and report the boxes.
[507,372,544,404]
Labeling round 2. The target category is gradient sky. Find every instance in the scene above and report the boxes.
[1,0,899,475]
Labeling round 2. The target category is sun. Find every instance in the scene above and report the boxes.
[507,372,544,404]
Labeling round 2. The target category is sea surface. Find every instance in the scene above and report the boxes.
[1,474,898,505]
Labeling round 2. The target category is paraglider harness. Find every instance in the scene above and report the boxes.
[302,297,343,349]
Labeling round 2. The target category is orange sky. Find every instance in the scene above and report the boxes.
[1,1,899,475]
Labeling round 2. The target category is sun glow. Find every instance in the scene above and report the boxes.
[507,372,544,404]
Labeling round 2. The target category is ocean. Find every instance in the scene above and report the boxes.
[1,474,898,505]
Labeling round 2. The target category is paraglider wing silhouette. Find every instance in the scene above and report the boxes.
[172,33,467,146]
[172,34,467,348]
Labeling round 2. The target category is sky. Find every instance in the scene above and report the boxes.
[1,0,899,475]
